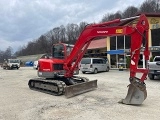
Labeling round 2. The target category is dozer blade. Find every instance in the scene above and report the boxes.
[64,80,97,98]
[119,83,147,105]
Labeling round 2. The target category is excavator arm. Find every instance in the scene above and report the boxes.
[64,14,149,78]
[64,14,149,105]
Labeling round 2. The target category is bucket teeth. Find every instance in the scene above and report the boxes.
[119,78,147,105]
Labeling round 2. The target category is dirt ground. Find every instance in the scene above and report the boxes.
[0,67,160,120]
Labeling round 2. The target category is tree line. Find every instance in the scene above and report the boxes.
[0,47,14,63]
[14,22,88,56]
[0,0,160,62]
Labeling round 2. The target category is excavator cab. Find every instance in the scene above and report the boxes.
[52,43,75,59]
[52,43,65,59]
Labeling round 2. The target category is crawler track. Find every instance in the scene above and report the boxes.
[28,76,96,97]
[28,78,66,96]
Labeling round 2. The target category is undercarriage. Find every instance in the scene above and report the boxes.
[28,76,97,98]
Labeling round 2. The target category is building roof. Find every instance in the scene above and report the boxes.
[119,13,160,26]
[88,38,107,49]
[137,13,160,17]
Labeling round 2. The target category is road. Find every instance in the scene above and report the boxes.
[0,67,160,120]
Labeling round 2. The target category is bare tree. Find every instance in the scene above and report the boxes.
[140,0,160,12]
[78,22,88,34]
[123,6,139,18]
[66,23,79,44]
[59,25,66,42]
[14,46,24,56]
[45,30,56,47]
[4,46,13,59]
[101,11,122,22]
[36,35,50,54]
[52,27,61,43]
[101,13,114,22]
[0,50,4,62]
[25,41,36,55]
[114,11,122,19]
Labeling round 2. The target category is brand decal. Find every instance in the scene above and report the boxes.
[43,69,50,71]
[97,31,108,34]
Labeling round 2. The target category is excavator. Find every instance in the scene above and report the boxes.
[28,14,149,105]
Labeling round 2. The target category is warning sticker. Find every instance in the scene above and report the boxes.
[116,29,123,33]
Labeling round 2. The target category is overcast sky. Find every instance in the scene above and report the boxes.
[0,0,145,52]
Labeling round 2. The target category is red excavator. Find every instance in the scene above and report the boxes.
[28,14,149,105]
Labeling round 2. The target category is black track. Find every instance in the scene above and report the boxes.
[28,76,89,96]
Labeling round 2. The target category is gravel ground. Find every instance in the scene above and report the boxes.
[0,67,160,120]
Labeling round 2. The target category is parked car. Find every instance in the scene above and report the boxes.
[25,61,33,67]
[148,56,160,80]
[2,59,20,70]
[80,57,110,74]
[33,61,38,70]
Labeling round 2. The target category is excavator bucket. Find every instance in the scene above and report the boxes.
[64,80,97,98]
[119,81,147,105]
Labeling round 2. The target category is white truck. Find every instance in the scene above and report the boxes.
[148,56,160,80]
[2,59,20,70]
[33,60,38,70]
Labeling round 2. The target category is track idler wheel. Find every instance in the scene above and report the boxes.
[119,77,147,105]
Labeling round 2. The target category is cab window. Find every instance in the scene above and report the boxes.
[52,44,65,59]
